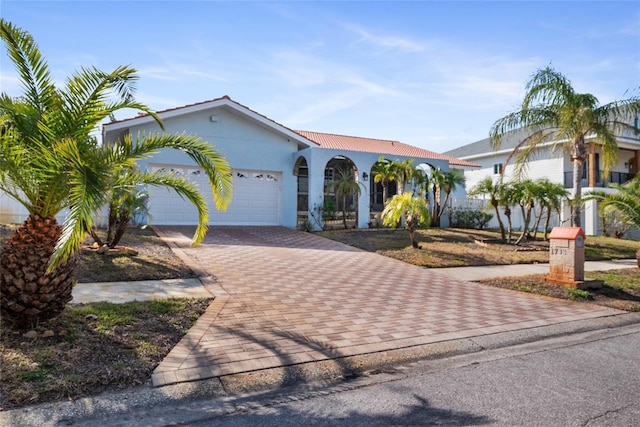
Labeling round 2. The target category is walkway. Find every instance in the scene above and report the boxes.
[148,226,622,387]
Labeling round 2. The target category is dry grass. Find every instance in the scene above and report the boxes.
[0,298,211,410]
[319,227,640,268]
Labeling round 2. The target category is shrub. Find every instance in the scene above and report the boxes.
[449,207,493,230]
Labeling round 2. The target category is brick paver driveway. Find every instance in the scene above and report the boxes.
[151,226,621,387]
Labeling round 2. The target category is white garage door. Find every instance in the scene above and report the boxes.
[148,166,282,226]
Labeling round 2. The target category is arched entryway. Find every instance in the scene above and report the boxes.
[294,156,309,227]
[323,156,360,229]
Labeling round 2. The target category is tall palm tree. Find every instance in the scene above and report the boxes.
[326,168,363,229]
[0,20,232,326]
[468,177,506,242]
[490,66,640,227]
[381,192,430,248]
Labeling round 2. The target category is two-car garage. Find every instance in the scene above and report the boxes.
[147,165,282,226]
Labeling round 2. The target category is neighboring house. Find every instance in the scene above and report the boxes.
[444,123,640,236]
[101,96,478,230]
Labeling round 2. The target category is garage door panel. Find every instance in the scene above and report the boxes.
[149,167,281,226]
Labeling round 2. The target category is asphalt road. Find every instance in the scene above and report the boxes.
[75,322,640,427]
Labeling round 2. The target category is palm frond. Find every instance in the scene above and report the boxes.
[0,19,56,113]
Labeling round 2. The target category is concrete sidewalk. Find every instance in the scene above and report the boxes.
[72,259,637,304]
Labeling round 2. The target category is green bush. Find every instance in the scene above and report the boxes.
[449,207,493,230]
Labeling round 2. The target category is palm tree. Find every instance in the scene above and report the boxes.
[583,175,640,232]
[490,66,640,227]
[468,177,506,242]
[498,181,517,244]
[511,179,537,245]
[372,157,397,205]
[531,179,569,240]
[439,169,466,226]
[381,192,430,248]
[429,168,445,226]
[391,158,415,195]
[326,168,363,229]
[0,20,232,326]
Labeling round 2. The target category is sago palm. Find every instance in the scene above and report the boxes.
[583,175,640,232]
[490,66,640,227]
[0,20,232,326]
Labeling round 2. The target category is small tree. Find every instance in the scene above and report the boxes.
[381,193,430,248]
[326,168,364,229]
[468,177,507,242]
[372,157,397,205]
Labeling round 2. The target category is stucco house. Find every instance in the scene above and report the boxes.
[444,121,640,236]
[101,96,478,230]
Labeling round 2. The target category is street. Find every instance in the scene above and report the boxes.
[84,322,640,426]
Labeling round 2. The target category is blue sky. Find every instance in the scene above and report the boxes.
[1,1,639,152]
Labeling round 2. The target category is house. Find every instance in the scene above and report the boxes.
[444,123,640,236]
[102,96,479,230]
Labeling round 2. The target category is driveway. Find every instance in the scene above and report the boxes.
[151,226,621,387]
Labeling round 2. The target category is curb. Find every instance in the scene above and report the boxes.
[3,312,639,427]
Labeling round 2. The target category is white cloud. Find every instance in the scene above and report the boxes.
[345,24,425,53]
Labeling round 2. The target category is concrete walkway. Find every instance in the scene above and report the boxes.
[120,226,625,388]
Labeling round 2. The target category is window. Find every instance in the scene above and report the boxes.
[493,163,503,174]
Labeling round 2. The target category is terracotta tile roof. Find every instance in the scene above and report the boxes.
[295,130,480,168]
[104,95,478,168]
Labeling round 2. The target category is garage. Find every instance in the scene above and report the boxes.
[148,165,282,226]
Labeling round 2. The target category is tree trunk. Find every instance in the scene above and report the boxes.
[572,155,584,227]
[408,224,419,248]
[109,208,131,248]
[492,198,507,242]
[0,215,77,327]
[505,207,513,244]
[543,208,552,240]
[341,195,348,229]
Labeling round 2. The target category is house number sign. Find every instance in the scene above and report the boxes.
[551,248,568,256]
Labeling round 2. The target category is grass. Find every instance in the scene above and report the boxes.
[320,227,640,268]
[0,298,211,410]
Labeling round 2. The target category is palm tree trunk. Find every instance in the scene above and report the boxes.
[543,208,552,240]
[0,215,77,327]
[505,207,513,243]
[342,195,348,229]
[110,208,131,248]
[531,207,544,240]
[492,199,507,242]
[572,158,583,227]
[408,225,419,248]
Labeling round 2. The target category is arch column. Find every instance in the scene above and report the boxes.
[307,162,326,231]
[357,170,370,229]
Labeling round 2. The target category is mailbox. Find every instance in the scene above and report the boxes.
[545,226,586,288]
